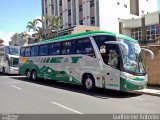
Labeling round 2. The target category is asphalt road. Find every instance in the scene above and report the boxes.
[0,74,160,114]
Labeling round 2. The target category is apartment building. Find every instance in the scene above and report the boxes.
[42,0,158,34]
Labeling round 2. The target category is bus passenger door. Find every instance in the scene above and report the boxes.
[102,44,121,90]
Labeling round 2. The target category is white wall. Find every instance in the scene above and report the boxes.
[145,11,160,26]
[99,0,158,33]
[139,0,158,15]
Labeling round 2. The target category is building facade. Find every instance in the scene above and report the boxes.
[121,11,160,43]
[42,0,158,33]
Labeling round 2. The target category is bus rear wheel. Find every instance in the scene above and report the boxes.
[31,70,37,80]
[26,70,31,80]
[83,74,95,91]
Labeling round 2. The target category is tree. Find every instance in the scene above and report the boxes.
[36,27,45,40]
[47,16,62,38]
[0,39,4,46]
[26,19,45,41]
[48,16,61,30]
[26,19,42,32]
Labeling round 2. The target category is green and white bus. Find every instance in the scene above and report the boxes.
[19,30,154,91]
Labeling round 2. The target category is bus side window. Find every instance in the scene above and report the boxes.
[31,46,39,56]
[106,44,120,69]
[76,38,95,57]
[49,42,61,55]
[4,47,10,54]
[39,44,49,56]
[25,47,31,57]
[61,41,75,55]
[20,48,25,57]
[93,35,117,50]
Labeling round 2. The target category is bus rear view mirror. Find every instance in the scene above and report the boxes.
[105,41,129,56]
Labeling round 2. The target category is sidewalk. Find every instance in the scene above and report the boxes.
[133,87,160,97]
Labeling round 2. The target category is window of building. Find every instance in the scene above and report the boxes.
[25,47,31,57]
[31,46,39,56]
[61,41,75,55]
[79,20,83,25]
[131,27,142,41]
[68,10,71,16]
[49,42,61,55]
[68,24,72,27]
[145,24,160,41]
[76,38,95,57]
[90,17,95,25]
[90,0,94,7]
[51,4,54,14]
[45,8,48,14]
[79,5,82,12]
[124,4,127,8]
[59,0,62,6]
[39,44,49,56]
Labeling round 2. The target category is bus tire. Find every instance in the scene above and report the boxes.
[83,74,95,91]
[31,70,37,80]
[26,69,31,80]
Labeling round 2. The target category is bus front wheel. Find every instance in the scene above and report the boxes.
[83,74,95,91]
[31,70,37,80]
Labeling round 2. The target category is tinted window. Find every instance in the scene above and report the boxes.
[4,47,10,54]
[9,47,19,55]
[61,41,75,55]
[76,38,95,57]
[20,48,25,57]
[39,44,49,56]
[25,47,31,57]
[107,44,120,69]
[93,35,116,50]
[31,46,39,56]
[49,42,61,55]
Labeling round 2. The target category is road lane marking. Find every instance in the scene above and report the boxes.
[11,85,22,90]
[51,101,83,114]
[133,97,145,101]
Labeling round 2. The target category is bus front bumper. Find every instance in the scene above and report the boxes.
[120,78,147,92]
[9,67,19,74]
[120,73,148,92]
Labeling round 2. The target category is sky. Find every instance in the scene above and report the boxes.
[0,0,41,45]
[0,0,160,45]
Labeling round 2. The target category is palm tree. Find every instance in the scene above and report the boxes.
[36,27,45,40]
[26,19,42,32]
[47,16,62,38]
[48,16,61,30]
[26,19,45,41]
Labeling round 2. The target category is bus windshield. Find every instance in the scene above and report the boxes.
[9,47,19,55]
[117,38,146,75]
[10,57,19,67]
